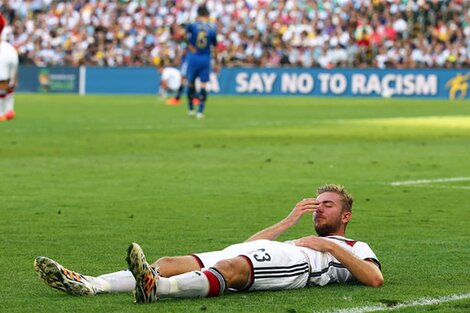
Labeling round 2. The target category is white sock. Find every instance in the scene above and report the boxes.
[0,99,5,115]
[85,270,135,293]
[5,95,14,112]
[156,271,209,298]
[156,269,225,299]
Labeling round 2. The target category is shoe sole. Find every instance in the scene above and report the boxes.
[126,243,158,303]
[34,256,95,296]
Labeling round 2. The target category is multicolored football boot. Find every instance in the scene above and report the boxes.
[126,243,159,303]
[34,256,96,296]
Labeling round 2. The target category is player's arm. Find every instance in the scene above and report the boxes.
[246,198,318,242]
[294,236,384,287]
[211,46,219,73]
[211,31,219,73]
[185,24,196,54]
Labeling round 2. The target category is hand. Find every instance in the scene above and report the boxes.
[285,198,318,225]
[294,235,332,252]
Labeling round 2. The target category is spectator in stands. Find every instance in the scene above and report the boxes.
[1,0,470,69]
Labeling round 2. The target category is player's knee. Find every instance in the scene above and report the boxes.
[214,257,251,290]
[152,256,182,277]
[152,256,172,271]
[152,256,201,277]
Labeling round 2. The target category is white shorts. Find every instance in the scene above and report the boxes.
[194,240,310,291]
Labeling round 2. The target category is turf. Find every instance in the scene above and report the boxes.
[1,94,469,313]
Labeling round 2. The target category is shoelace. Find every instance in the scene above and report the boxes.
[61,268,83,282]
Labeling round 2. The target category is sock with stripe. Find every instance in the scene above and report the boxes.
[156,268,226,298]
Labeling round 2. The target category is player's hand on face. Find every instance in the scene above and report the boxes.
[294,235,331,252]
[287,198,319,224]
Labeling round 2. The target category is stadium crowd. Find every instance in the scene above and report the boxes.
[1,0,469,69]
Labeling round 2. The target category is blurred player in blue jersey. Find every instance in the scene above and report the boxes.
[185,5,217,119]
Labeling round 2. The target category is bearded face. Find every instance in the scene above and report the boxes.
[312,192,350,237]
[314,212,343,236]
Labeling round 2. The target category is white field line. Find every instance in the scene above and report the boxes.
[408,184,470,190]
[316,293,470,313]
[390,177,470,186]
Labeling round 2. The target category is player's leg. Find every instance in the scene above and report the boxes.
[177,59,188,102]
[126,243,251,303]
[151,255,201,277]
[151,256,250,299]
[0,97,6,121]
[166,86,184,105]
[5,93,15,119]
[196,66,211,119]
[185,59,198,116]
[34,249,207,296]
[169,79,198,105]
[34,256,135,295]
[144,240,307,299]
[175,77,186,101]
[196,82,207,119]
[159,80,168,99]
[186,80,197,116]
[166,76,185,105]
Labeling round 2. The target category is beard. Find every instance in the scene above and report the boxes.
[314,216,342,237]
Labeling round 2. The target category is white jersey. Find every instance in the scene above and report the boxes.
[194,237,380,291]
[0,41,18,81]
[161,67,182,91]
[286,235,380,286]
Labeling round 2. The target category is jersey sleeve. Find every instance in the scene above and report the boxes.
[186,24,194,43]
[353,242,381,269]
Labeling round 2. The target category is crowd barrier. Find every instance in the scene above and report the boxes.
[17,66,470,100]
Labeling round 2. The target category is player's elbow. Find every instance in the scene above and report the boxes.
[368,274,384,288]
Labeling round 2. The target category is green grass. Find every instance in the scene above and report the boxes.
[1,94,470,313]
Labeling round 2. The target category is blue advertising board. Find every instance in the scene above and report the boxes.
[209,68,469,100]
[17,66,470,99]
[85,67,158,94]
[18,67,79,93]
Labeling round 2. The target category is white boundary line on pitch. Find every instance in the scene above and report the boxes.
[316,293,470,313]
[405,184,470,190]
[390,177,470,186]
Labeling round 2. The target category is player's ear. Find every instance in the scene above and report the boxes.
[342,211,352,224]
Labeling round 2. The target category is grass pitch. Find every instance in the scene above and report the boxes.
[1,94,470,313]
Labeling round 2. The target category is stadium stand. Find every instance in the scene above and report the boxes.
[0,0,468,68]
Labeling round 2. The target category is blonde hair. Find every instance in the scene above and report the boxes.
[316,184,353,212]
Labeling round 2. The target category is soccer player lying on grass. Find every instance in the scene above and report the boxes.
[34,184,384,303]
